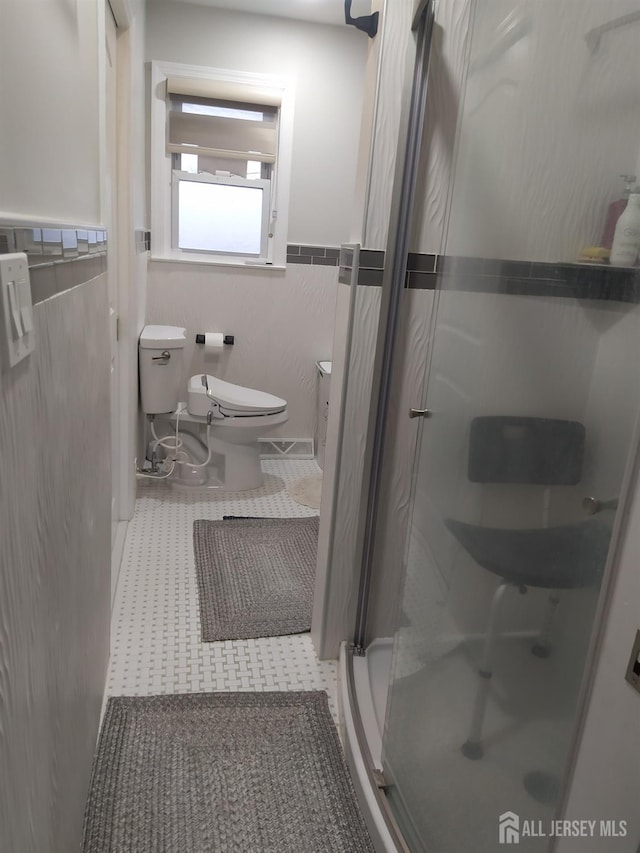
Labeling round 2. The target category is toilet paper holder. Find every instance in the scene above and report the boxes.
[195,333,235,346]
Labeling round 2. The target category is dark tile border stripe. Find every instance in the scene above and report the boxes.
[359,249,385,270]
[357,267,384,287]
[407,252,436,273]
[407,252,640,304]
[287,244,340,267]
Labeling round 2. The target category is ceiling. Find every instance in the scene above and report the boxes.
[146,0,363,28]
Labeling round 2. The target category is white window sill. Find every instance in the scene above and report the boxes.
[149,253,286,271]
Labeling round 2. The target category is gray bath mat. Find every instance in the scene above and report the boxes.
[193,516,319,641]
[82,692,374,853]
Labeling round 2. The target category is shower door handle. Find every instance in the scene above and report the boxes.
[409,408,432,419]
[581,496,618,515]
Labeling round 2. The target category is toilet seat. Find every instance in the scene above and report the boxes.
[187,374,287,418]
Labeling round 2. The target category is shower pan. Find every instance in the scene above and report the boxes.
[336,0,640,850]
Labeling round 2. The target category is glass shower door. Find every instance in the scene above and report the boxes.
[381,1,640,850]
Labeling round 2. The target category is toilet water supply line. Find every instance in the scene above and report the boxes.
[137,407,213,479]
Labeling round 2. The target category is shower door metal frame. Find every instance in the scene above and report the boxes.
[340,1,438,848]
[351,0,436,655]
[346,0,640,845]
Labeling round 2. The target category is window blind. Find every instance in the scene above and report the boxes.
[168,110,277,163]
[166,76,282,107]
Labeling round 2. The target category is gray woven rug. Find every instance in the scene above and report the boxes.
[193,516,318,641]
[82,692,374,853]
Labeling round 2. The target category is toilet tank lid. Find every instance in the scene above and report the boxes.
[140,325,187,349]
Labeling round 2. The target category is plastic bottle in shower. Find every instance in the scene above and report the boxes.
[601,174,636,249]
[610,192,640,267]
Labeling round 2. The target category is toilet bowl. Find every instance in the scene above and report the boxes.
[174,374,288,490]
[139,325,288,491]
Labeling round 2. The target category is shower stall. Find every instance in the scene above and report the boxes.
[319,1,640,850]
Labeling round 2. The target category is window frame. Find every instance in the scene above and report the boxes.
[171,171,271,258]
[150,61,294,268]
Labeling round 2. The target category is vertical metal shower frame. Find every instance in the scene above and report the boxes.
[352,0,436,653]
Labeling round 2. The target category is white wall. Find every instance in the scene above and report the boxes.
[146,262,337,438]
[145,2,367,246]
[143,3,367,441]
[0,0,102,225]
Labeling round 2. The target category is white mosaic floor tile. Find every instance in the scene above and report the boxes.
[106,460,338,723]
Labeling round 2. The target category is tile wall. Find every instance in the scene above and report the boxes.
[0,226,111,852]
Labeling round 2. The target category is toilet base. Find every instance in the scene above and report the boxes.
[167,434,265,492]
[170,452,263,492]
[159,408,276,492]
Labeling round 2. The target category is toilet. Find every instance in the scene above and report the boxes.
[139,325,288,490]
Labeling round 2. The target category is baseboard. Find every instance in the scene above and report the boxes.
[259,438,315,459]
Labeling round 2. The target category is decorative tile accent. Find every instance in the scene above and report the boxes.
[357,267,384,287]
[62,229,79,259]
[0,221,109,304]
[359,249,385,270]
[405,270,438,290]
[0,228,15,254]
[287,244,341,266]
[340,246,355,268]
[135,229,151,253]
[288,252,311,265]
[106,459,339,724]
[338,245,356,284]
[1,222,108,266]
[407,252,437,273]
[77,230,90,255]
[406,252,640,303]
[42,228,63,259]
[354,249,385,287]
[15,227,43,256]
[336,246,387,287]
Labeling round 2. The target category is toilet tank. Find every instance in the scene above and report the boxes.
[139,325,187,414]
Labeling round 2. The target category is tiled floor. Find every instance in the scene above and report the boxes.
[106,459,338,721]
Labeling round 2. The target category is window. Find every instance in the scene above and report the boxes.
[150,62,294,267]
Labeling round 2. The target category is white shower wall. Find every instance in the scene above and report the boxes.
[446,0,640,263]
